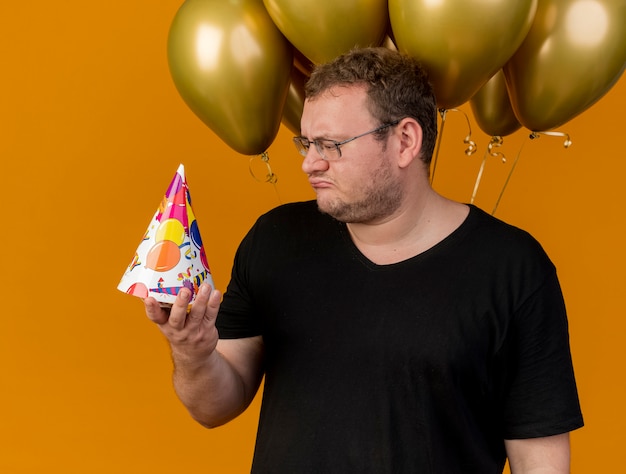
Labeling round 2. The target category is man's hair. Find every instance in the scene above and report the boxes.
[305,47,438,165]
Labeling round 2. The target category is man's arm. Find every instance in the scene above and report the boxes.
[505,433,571,473]
[145,283,264,428]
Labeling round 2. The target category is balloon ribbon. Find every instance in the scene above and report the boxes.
[471,136,506,204]
[491,131,571,215]
[431,108,477,185]
[249,151,282,203]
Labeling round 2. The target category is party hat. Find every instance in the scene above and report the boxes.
[117,164,214,305]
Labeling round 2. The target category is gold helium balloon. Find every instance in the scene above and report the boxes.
[168,0,293,155]
[262,0,388,65]
[389,0,538,109]
[504,0,626,131]
[470,70,522,137]
[281,65,307,135]
[293,46,314,76]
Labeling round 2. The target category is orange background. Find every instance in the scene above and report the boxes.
[1,2,624,472]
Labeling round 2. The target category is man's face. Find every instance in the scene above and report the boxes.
[299,85,402,224]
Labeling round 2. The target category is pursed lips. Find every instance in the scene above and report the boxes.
[308,176,334,190]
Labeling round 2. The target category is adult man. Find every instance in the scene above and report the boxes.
[145,47,583,472]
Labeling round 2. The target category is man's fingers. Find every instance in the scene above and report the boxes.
[145,284,219,330]
[187,284,217,323]
[167,288,193,329]
[145,297,169,324]
[206,288,222,321]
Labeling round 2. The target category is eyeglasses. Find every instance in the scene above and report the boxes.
[293,120,400,161]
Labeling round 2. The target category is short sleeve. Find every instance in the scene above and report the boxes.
[215,223,263,339]
[502,271,584,438]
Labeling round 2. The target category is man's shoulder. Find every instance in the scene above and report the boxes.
[464,205,553,269]
[467,205,536,243]
[258,200,330,226]
[262,200,319,217]
[247,200,337,239]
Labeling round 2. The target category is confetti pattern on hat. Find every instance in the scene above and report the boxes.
[117,164,213,305]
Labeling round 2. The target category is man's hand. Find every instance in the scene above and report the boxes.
[144,283,222,364]
[144,282,264,428]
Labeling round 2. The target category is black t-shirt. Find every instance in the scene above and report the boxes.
[217,201,583,473]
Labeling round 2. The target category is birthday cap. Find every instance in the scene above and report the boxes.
[117,164,213,305]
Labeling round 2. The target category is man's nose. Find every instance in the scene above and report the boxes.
[301,146,329,174]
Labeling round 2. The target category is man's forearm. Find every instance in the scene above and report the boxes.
[172,348,250,428]
[505,433,571,473]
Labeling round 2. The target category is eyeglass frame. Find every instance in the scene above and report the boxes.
[293,119,401,161]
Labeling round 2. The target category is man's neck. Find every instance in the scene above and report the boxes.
[346,192,469,265]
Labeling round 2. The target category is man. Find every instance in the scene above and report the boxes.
[145,47,583,472]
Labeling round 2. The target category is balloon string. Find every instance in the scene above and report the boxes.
[491,136,529,215]
[430,109,447,185]
[471,136,505,204]
[249,152,283,204]
[430,108,477,185]
[452,108,478,157]
[491,130,571,215]
[271,180,282,204]
[529,130,572,148]
[445,108,478,156]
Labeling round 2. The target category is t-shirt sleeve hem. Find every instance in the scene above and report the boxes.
[217,327,262,339]
[503,416,584,440]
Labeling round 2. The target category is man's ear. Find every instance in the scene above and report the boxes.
[397,118,423,169]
